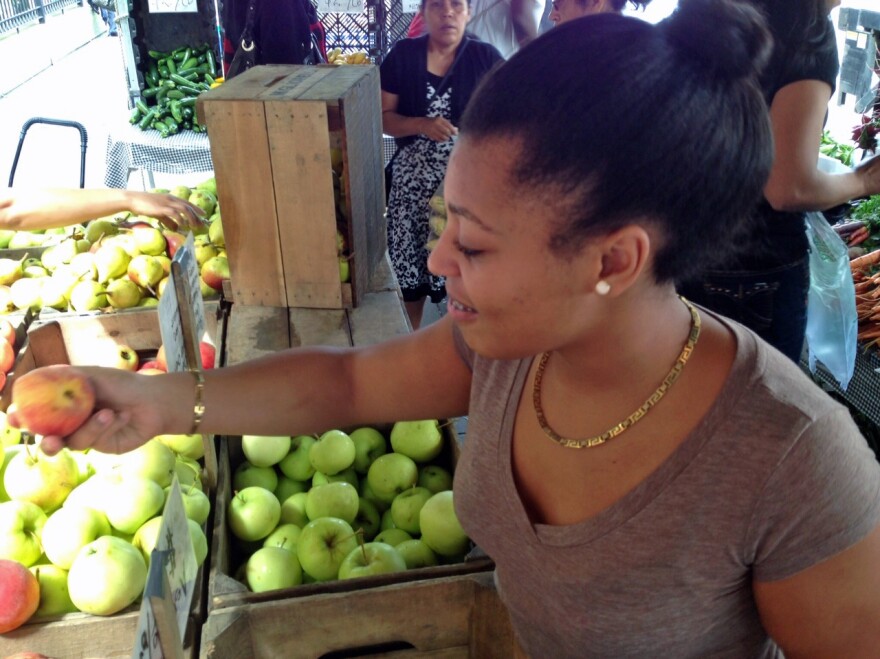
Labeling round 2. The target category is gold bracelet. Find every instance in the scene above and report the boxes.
[189,369,206,435]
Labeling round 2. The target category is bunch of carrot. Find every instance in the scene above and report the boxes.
[851,247,880,347]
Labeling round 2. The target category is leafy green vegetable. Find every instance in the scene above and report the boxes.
[849,195,880,251]
[820,130,856,167]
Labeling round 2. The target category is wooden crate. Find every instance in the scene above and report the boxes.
[197,64,386,310]
[200,572,516,659]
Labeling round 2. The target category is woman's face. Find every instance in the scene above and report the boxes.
[421,0,470,46]
[550,0,612,26]
[427,136,604,360]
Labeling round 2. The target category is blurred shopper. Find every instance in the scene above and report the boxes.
[549,0,652,25]
[381,0,502,329]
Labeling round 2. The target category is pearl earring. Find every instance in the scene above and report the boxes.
[595,280,611,296]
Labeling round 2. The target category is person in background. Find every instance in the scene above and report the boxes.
[0,188,205,232]
[380,0,502,329]
[549,0,651,25]
[678,0,880,361]
[19,0,880,655]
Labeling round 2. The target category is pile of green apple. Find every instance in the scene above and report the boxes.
[0,178,230,315]
[0,423,211,620]
[227,420,470,592]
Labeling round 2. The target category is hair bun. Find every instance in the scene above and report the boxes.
[662,0,772,81]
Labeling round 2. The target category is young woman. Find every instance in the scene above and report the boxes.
[380,0,503,329]
[679,0,880,361]
[23,0,880,654]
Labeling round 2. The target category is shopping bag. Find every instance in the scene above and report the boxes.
[804,211,858,390]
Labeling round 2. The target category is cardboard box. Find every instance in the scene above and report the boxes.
[200,572,515,659]
[197,64,386,310]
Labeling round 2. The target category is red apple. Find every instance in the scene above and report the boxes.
[0,317,16,348]
[138,368,165,376]
[200,341,216,369]
[11,366,96,437]
[0,559,40,633]
[0,336,15,374]
[139,360,164,372]
[163,230,186,258]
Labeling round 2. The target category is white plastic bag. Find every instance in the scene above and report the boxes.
[804,211,858,390]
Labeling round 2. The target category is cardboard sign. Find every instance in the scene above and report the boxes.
[159,233,207,373]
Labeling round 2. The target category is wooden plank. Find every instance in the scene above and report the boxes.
[224,305,290,365]
[265,99,341,309]
[349,290,409,347]
[202,100,286,307]
[296,64,375,102]
[289,308,351,347]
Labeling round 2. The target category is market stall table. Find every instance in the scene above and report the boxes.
[104,122,214,189]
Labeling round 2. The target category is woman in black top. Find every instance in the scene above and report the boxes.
[380,0,502,329]
[679,0,880,361]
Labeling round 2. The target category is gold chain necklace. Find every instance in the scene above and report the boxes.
[532,296,702,449]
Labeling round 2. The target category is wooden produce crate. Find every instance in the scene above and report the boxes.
[200,571,516,659]
[198,64,386,310]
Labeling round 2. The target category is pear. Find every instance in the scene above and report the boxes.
[162,230,186,258]
[193,238,218,267]
[102,233,140,258]
[9,277,44,311]
[199,277,219,299]
[22,263,48,279]
[95,245,132,283]
[154,255,172,276]
[0,229,15,249]
[200,255,230,292]
[150,187,171,195]
[188,190,217,218]
[69,280,108,313]
[8,231,45,249]
[170,185,192,201]
[85,218,119,244]
[127,254,164,289]
[40,276,71,311]
[195,177,217,196]
[208,217,225,248]
[157,276,169,299]
[138,296,159,308]
[41,239,82,271]
[0,257,24,286]
[131,225,167,257]
[105,278,143,309]
[0,285,15,312]
[69,252,97,281]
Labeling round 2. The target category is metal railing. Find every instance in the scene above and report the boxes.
[0,0,83,36]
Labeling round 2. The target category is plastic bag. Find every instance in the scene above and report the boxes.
[804,211,858,390]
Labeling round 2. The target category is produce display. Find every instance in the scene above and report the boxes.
[129,44,219,136]
[0,317,18,391]
[0,350,215,631]
[0,178,228,317]
[227,421,469,592]
[325,49,371,66]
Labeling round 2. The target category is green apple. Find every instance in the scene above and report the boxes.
[3,447,79,512]
[390,486,433,535]
[41,505,112,569]
[114,439,176,487]
[242,435,291,468]
[419,490,469,557]
[132,516,207,568]
[312,466,358,489]
[309,429,356,476]
[275,475,309,503]
[0,411,22,448]
[30,563,78,616]
[279,492,309,528]
[353,497,381,541]
[69,449,94,485]
[263,522,302,552]
[101,473,166,535]
[67,535,147,615]
[372,528,413,547]
[349,427,387,474]
[360,478,389,513]
[232,461,279,493]
[174,456,204,491]
[0,499,47,566]
[418,465,453,494]
[390,420,444,463]
[246,546,302,593]
[305,482,359,524]
[395,538,439,569]
[380,508,396,531]
[61,472,108,510]
[188,518,208,567]
[366,453,418,504]
[155,433,205,461]
[278,435,317,481]
[296,517,359,582]
[0,445,25,502]
[337,542,406,580]
[167,484,210,525]
[227,486,280,542]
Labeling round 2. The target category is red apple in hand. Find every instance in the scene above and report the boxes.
[200,341,216,369]
[11,366,96,437]
[0,559,40,633]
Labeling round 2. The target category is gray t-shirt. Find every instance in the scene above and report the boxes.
[453,313,880,657]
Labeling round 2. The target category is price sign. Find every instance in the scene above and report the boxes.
[317,0,362,13]
[147,0,198,13]
[401,0,420,12]
[131,478,197,659]
[159,233,207,373]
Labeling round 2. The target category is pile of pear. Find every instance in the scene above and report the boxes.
[0,179,229,315]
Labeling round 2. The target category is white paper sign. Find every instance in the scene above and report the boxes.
[401,0,420,13]
[147,0,198,13]
[317,0,363,13]
[158,233,207,373]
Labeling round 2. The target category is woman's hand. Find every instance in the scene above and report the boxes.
[421,117,458,142]
[854,153,880,199]
[126,191,207,232]
[9,367,187,456]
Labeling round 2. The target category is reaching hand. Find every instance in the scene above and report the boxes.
[855,153,880,199]
[126,191,207,232]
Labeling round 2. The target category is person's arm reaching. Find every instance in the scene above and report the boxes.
[0,188,206,233]
[764,80,880,212]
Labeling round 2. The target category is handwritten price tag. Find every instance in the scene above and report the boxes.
[159,233,207,373]
[401,0,420,12]
[147,0,197,13]
[317,0,362,13]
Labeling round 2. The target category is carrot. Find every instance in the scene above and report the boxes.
[851,248,880,270]
[855,280,876,294]
[857,326,880,340]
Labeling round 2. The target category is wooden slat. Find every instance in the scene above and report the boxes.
[265,99,341,309]
[289,308,351,348]
[201,100,286,306]
[224,305,290,364]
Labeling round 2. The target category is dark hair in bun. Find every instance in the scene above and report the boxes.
[459,0,775,284]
